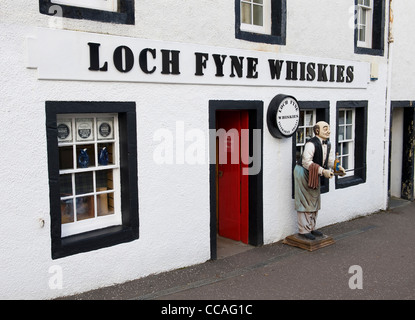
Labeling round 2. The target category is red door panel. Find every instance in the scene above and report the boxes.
[217,110,249,244]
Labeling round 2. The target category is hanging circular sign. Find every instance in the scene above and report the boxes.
[267,94,300,139]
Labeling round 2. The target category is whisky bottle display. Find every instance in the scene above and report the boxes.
[333,153,345,176]
[334,153,341,174]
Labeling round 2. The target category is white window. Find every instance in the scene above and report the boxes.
[337,109,355,177]
[240,0,271,34]
[51,0,118,12]
[57,114,121,237]
[295,109,316,161]
[357,0,373,48]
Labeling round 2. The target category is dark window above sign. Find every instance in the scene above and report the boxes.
[39,0,135,25]
[235,0,286,45]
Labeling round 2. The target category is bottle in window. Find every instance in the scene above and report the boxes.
[334,152,341,174]
[78,148,90,168]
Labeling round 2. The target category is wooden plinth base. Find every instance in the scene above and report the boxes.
[283,234,335,251]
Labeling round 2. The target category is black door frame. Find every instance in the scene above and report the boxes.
[209,100,264,260]
[389,101,415,202]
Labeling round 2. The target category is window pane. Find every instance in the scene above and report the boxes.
[343,142,349,155]
[305,111,314,126]
[296,130,304,145]
[57,119,73,143]
[346,110,353,124]
[98,143,114,166]
[76,118,94,142]
[97,117,114,140]
[359,9,367,24]
[76,144,95,168]
[61,199,74,224]
[253,0,263,4]
[346,125,352,140]
[299,110,304,126]
[338,126,344,141]
[358,28,366,42]
[75,172,93,195]
[59,146,73,170]
[306,127,313,140]
[253,5,264,26]
[339,110,345,124]
[96,170,114,191]
[241,2,252,24]
[60,174,73,197]
[51,0,118,12]
[97,192,115,217]
[76,196,95,221]
[342,155,349,170]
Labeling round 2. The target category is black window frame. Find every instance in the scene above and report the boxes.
[292,101,330,198]
[235,0,286,45]
[46,101,139,259]
[354,0,385,56]
[335,100,368,189]
[39,0,135,25]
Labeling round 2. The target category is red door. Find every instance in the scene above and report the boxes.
[216,110,249,244]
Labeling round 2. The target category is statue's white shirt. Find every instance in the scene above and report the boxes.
[302,136,334,175]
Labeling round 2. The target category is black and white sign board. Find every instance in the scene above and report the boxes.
[27,28,370,89]
[267,94,300,139]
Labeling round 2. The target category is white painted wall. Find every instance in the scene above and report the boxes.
[390,108,403,198]
[390,0,415,100]
[0,1,392,299]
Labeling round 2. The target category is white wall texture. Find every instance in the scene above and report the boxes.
[0,1,398,299]
[390,0,415,101]
[390,108,403,197]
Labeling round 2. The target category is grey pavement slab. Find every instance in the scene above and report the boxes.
[60,200,415,300]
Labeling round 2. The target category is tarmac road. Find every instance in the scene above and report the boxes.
[62,199,415,300]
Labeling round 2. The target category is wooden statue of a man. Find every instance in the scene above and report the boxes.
[293,121,345,240]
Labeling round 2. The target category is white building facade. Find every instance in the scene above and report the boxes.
[0,0,413,299]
